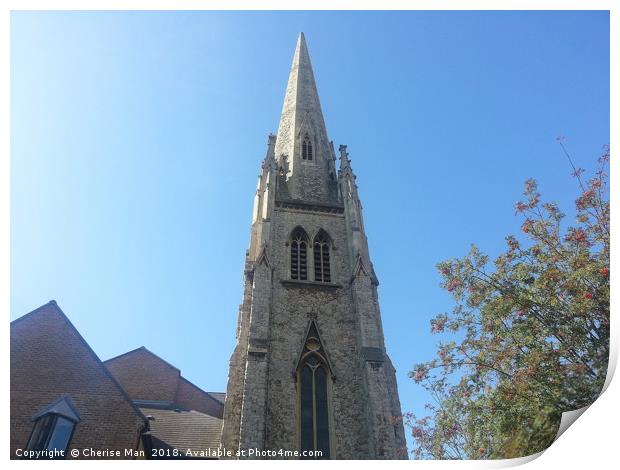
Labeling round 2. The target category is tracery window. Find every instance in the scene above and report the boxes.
[290,227,309,281]
[313,230,331,283]
[298,323,331,459]
[302,134,313,161]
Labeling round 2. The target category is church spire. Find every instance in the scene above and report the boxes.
[222,34,408,459]
[274,33,337,203]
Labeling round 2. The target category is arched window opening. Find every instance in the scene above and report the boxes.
[291,228,308,281]
[298,323,331,459]
[313,231,331,283]
[302,134,313,161]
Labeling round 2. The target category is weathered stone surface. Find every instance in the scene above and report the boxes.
[221,33,407,460]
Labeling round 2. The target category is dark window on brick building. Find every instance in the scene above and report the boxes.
[25,397,80,459]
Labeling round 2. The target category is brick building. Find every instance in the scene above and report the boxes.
[105,347,224,419]
[10,302,224,459]
[105,347,224,456]
[10,301,148,459]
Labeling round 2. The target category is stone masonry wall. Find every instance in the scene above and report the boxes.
[263,207,371,458]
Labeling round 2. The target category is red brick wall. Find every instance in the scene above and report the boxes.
[105,348,180,403]
[105,348,224,418]
[10,302,147,459]
[174,378,224,418]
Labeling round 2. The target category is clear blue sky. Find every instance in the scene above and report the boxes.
[11,11,609,452]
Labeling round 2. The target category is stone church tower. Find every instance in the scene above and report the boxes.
[221,33,407,459]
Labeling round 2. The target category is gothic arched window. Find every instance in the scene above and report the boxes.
[302,134,313,161]
[290,227,309,281]
[313,230,331,283]
[298,323,331,459]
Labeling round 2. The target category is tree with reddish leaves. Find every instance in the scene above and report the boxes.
[408,144,610,459]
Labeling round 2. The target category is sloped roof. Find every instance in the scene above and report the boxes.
[32,395,81,422]
[104,346,180,372]
[11,301,147,425]
[105,345,225,419]
[140,406,222,457]
[207,392,226,404]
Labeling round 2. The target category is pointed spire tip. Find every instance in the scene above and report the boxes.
[297,32,308,49]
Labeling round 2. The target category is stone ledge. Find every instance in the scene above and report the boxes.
[280,279,343,290]
[274,197,345,214]
[361,346,385,362]
[248,348,268,357]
